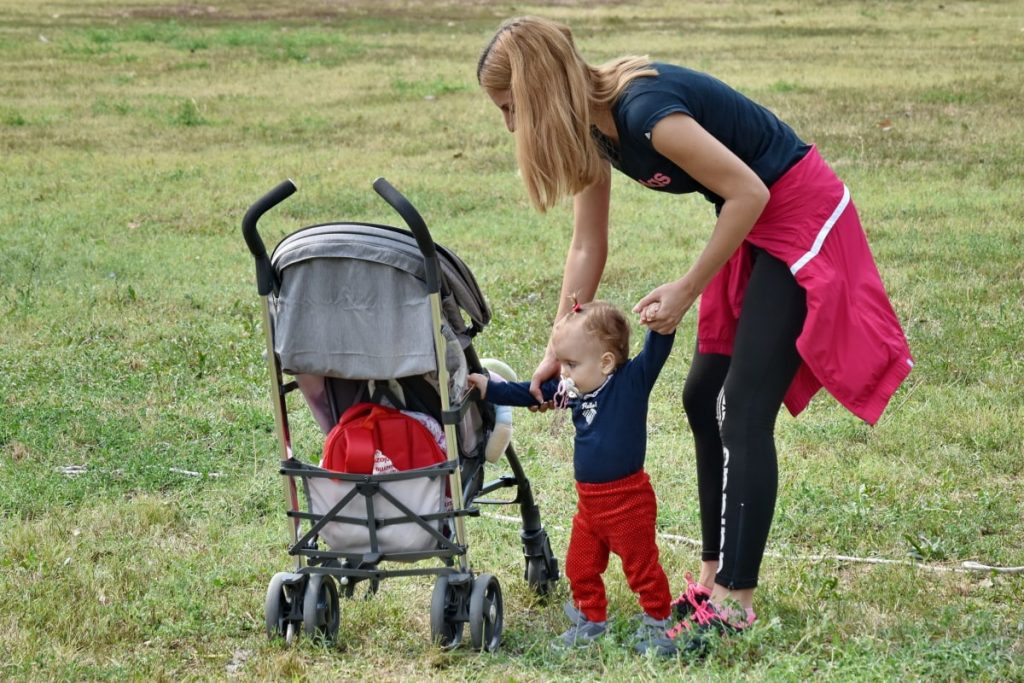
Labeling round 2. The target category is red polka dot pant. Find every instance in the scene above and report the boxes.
[565,469,672,622]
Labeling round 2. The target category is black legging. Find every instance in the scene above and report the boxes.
[682,247,806,590]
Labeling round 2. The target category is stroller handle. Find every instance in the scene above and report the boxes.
[372,177,441,294]
[242,179,297,295]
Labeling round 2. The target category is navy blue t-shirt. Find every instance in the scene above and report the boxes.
[594,63,810,209]
[484,330,674,484]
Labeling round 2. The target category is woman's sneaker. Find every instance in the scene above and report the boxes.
[670,572,712,621]
[553,600,607,649]
[667,600,756,658]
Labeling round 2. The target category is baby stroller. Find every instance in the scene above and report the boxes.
[242,178,560,651]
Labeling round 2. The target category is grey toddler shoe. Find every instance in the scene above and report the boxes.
[633,613,676,657]
[552,600,607,649]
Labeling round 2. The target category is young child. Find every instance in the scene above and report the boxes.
[468,299,676,654]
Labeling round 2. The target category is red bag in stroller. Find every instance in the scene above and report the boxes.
[322,402,446,474]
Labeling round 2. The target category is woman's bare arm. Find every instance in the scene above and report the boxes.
[529,165,612,401]
[633,114,769,333]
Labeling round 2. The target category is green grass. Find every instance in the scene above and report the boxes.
[2,0,1023,680]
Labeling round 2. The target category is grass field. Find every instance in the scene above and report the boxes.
[2,0,1023,680]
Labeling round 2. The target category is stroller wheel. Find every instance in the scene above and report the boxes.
[469,573,503,652]
[430,575,465,649]
[302,574,340,642]
[265,572,301,642]
[526,556,558,598]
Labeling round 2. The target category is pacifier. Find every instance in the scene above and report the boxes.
[553,377,578,409]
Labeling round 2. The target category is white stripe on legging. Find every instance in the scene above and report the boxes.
[789,184,851,275]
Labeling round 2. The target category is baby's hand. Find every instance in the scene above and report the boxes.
[639,302,660,324]
[467,372,489,399]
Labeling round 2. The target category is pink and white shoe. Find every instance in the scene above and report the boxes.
[667,599,757,658]
[670,572,712,621]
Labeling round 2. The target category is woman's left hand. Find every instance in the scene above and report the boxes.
[633,278,697,334]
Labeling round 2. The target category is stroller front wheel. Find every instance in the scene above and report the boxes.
[265,572,303,643]
[525,556,559,598]
[430,575,465,649]
[469,573,503,652]
[302,573,340,643]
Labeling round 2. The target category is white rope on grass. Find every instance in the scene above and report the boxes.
[57,465,223,478]
[483,512,1024,575]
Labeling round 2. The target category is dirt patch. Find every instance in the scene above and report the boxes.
[4,441,32,462]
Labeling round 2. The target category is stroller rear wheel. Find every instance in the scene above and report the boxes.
[469,573,503,652]
[302,574,340,642]
[429,575,465,649]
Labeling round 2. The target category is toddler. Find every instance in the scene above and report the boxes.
[468,299,676,654]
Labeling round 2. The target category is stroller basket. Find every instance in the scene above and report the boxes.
[242,178,560,652]
[283,459,468,565]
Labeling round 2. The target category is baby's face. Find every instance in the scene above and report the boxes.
[551,323,610,395]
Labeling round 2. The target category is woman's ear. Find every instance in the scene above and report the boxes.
[600,351,616,375]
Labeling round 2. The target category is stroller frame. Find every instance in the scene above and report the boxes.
[242,178,560,651]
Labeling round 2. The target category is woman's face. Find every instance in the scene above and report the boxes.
[486,88,515,133]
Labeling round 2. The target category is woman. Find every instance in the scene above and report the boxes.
[476,16,913,655]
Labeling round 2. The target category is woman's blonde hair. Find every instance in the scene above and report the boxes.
[477,16,657,212]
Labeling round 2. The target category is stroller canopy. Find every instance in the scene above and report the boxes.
[270,223,490,380]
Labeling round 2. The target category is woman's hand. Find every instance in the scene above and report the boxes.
[528,350,560,411]
[633,278,697,334]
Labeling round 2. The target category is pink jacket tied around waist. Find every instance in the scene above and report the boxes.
[698,146,913,425]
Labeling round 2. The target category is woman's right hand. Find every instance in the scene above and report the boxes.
[528,350,560,411]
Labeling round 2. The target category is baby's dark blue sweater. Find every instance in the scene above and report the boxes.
[485,330,674,483]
